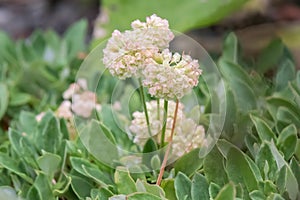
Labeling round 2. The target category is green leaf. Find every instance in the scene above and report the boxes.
[63,19,87,60]
[263,180,278,195]
[266,193,285,200]
[91,188,114,200]
[267,141,299,200]
[9,92,31,106]
[228,78,257,112]
[70,175,94,199]
[203,147,228,186]
[0,83,9,120]
[250,115,276,142]
[70,157,113,187]
[191,173,209,200]
[109,195,126,200]
[209,182,221,199]
[26,186,39,200]
[245,133,259,160]
[222,33,239,64]
[19,111,38,137]
[53,175,72,195]
[136,179,165,198]
[37,152,61,178]
[0,186,21,200]
[36,111,62,154]
[100,104,131,147]
[114,167,137,195]
[174,148,203,176]
[150,155,161,171]
[161,179,176,200]
[257,39,284,73]
[218,59,254,91]
[225,147,258,197]
[276,165,287,194]
[215,182,236,200]
[275,59,295,91]
[99,0,247,40]
[127,192,162,200]
[256,143,278,181]
[249,190,266,200]
[174,172,192,200]
[276,107,300,128]
[142,138,158,168]
[267,97,300,123]
[290,158,300,191]
[222,89,237,136]
[277,124,297,160]
[33,173,55,200]
[79,120,119,166]
[8,129,38,169]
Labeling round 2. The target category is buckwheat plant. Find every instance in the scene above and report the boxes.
[103,14,175,137]
[103,14,203,185]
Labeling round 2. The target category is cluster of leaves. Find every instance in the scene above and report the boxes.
[0,20,87,130]
[0,20,299,200]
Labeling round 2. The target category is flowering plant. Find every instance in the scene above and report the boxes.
[103,14,205,185]
[0,15,299,200]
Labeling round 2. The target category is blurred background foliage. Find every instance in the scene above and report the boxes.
[1,0,300,67]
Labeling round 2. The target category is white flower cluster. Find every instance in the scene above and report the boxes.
[142,49,202,100]
[103,14,174,79]
[103,14,202,99]
[129,100,207,157]
[57,79,101,119]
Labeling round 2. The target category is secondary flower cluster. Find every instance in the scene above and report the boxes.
[129,100,207,157]
[143,49,202,99]
[103,14,202,99]
[59,78,101,119]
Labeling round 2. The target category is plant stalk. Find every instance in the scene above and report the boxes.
[160,100,168,147]
[138,78,152,136]
[156,99,179,185]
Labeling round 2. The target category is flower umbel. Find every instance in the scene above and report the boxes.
[142,49,202,100]
[103,14,174,79]
[129,100,207,157]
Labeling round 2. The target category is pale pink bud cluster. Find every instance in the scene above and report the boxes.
[103,14,174,79]
[57,79,101,119]
[129,100,206,156]
[142,50,202,100]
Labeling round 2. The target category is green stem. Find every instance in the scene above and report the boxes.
[160,100,168,147]
[157,99,160,121]
[156,99,179,185]
[138,78,152,137]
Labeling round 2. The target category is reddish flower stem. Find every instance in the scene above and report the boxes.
[156,99,179,185]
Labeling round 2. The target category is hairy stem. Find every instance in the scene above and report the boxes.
[138,78,152,136]
[156,99,179,185]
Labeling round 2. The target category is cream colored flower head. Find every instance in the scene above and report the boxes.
[129,100,207,157]
[103,14,174,79]
[131,14,174,49]
[142,49,202,100]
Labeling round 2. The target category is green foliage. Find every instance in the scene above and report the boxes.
[94,0,247,44]
[0,20,87,123]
